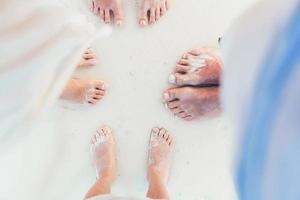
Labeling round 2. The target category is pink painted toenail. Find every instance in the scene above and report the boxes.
[163,92,170,101]
[140,20,146,26]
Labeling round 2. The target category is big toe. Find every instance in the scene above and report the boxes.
[163,88,182,102]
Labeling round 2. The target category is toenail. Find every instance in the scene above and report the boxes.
[163,92,170,100]
[116,20,122,26]
[168,74,176,84]
[140,20,146,26]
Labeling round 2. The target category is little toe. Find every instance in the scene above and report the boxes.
[183,115,194,121]
[166,0,171,10]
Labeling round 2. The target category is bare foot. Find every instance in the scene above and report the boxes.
[60,79,106,105]
[163,87,220,121]
[77,48,97,68]
[89,0,124,26]
[139,0,171,26]
[90,126,117,182]
[169,47,222,86]
[148,127,174,183]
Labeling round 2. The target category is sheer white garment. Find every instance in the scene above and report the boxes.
[222,0,300,199]
[0,0,110,148]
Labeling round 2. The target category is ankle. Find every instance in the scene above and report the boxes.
[148,166,163,182]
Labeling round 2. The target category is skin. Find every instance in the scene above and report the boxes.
[89,0,124,25]
[163,47,222,121]
[84,126,174,200]
[60,49,107,105]
[171,47,222,86]
[163,87,220,121]
[139,0,172,26]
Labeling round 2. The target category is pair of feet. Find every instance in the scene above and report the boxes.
[60,49,107,105]
[88,126,174,199]
[163,48,222,121]
[88,0,171,26]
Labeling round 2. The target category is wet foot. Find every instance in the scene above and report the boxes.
[77,48,97,68]
[60,79,106,105]
[163,87,220,121]
[90,126,117,182]
[148,127,174,183]
[169,47,222,86]
[139,0,171,26]
[89,0,124,26]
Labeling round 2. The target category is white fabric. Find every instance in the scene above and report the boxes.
[222,0,300,199]
[87,194,151,200]
[0,0,110,149]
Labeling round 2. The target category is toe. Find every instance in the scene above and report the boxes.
[94,80,105,90]
[166,100,180,109]
[163,88,182,102]
[95,89,105,95]
[160,3,167,15]
[178,58,190,65]
[149,8,155,24]
[104,9,111,24]
[88,98,99,105]
[113,4,124,26]
[175,64,191,73]
[155,6,160,21]
[166,0,171,10]
[93,94,103,100]
[139,7,148,26]
[158,128,166,138]
[173,73,191,86]
[183,115,194,121]
[100,9,105,21]
[151,127,160,136]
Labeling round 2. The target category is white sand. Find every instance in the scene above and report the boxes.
[0,0,258,199]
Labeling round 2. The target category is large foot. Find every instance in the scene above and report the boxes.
[90,126,117,182]
[60,79,106,105]
[89,0,124,26]
[148,127,174,183]
[163,87,220,121]
[77,48,97,68]
[139,0,171,26]
[169,48,222,86]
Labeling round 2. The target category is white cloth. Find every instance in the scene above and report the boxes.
[222,0,300,199]
[87,194,152,200]
[0,0,110,149]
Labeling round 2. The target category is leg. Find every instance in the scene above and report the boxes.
[84,126,118,199]
[147,127,174,199]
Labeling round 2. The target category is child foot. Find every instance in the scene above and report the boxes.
[89,0,124,26]
[139,0,171,26]
[148,127,174,183]
[163,87,220,121]
[169,47,222,86]
[90,126,117,182]
[60,79,106,105]
[77,48,97,68]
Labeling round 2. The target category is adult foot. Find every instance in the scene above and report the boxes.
[163,87,220,121]
[169,47,222,86]
[139,0,171,26]
[89,0,124,25]
[90,126,117,182]
[148,127,174,183]
[60,79,106,105]
[77,48,97,68]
